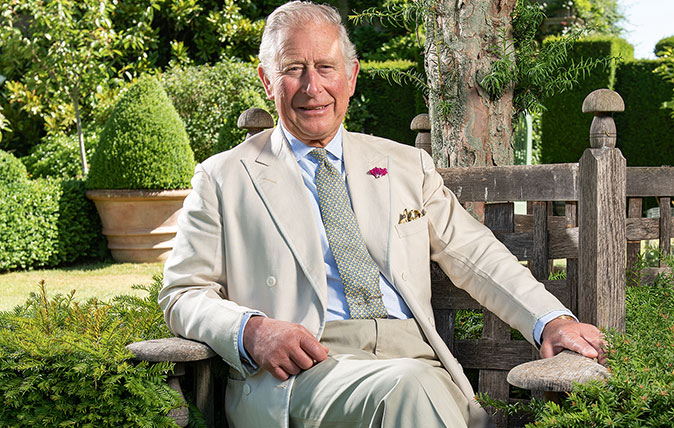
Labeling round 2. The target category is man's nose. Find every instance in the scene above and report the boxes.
[301,68,322,96]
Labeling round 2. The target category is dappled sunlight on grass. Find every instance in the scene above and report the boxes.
[0,261,164,311]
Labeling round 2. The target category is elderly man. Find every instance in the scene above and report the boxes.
[160,2,604,427]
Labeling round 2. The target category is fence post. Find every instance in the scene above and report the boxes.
[578,89,626,332]
[411,113,431,156]
[237,108,274,139]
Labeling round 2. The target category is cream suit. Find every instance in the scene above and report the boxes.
[160,126,569,428]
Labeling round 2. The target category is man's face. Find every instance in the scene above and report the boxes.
[259,23,359,148]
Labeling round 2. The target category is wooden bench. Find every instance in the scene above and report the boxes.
[127,89,673,428]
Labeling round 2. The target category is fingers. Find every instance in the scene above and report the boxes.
[540,318,607,363]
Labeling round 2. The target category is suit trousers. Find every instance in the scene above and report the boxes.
[288,318,471,428]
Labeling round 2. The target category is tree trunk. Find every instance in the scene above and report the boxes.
[424,0,517,168]
[71,90,88,175]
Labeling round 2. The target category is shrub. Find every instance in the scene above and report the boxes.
[481,266,674,427]
[0,278,183,427]
[21,131,99,179]
[0,178,105,271]
[0,149,28,184]
[614,60,674,166]
[655,36,674,58]
[345,59,426,146]
[162,58,274,161]
[540,35,633,164]
[87,75,195,190]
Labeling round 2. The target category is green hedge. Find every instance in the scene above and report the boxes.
[0,150,28,184]
[87,76,195,190]
[163,58,275,161]
[346,59,426,146]
[541,36,633,164]
[614,60,674,166]
[0,179,106,272]
[0,279,183,427]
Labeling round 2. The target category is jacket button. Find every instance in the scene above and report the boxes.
[266,276,277,287]
[243,384,251,395]
[401,271,407,281]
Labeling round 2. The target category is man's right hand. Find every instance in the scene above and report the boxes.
[243,316,329,380]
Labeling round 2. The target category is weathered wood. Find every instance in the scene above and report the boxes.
[627,198,643,278]
[195,360,215,428]
[531,202,549,280]
[237,108,274,138]
[578,147,626,331]
[565,202,579,315]
[659,197,672,258]
[439,164,579,203]
[434,308,456,353]
[126,337,217,362]
[432,280,571,310]
[626,217,661,240]
[410,113,431,156]
[454,340,535,370]
[626,167,674,196]
[481,203,516,427]
[507,351,609,392]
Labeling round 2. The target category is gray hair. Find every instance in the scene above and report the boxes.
[258,1,358,80]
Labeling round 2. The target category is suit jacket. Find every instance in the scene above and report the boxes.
[160,126,568,428]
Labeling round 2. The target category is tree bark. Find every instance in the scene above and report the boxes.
[424,0,517,168]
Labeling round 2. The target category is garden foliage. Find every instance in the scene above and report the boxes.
[162,58,274,161]
[480,264,674,427]
[87,76,195,190]
[0,149,28,184]
[21,131,98,179]
[0,278,183,427]
[0,179,105,272]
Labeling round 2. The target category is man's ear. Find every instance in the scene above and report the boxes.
[258,66,275,100]
[348,59,360,97]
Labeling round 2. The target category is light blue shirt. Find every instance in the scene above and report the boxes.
[236,123,573,365]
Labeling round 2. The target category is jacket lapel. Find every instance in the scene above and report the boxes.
[342,131,393,281]
[242,127,327,309]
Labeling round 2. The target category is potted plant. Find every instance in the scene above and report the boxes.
[86,75,195,263]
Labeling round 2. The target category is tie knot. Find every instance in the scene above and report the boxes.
[309,148,329,163]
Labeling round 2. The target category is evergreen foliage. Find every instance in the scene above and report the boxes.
[346,60,426,146]
[87,76,195,190]
[540,36,633,164]
[0,278,183,427]
[654,36,674,58]
[163,58,274,161]
[479,263,674,427]
[0,149,28,184]
[0,179,105,272]
[480,0,614,116]
[22,131,99,179]
[614,60,674,166]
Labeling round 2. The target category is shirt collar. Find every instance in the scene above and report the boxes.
[280,121,344,163]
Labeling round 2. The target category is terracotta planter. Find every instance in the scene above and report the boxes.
[86,189,191,263]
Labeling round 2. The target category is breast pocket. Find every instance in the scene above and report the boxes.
[394,216,429,238]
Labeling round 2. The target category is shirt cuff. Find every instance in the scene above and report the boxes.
[533,310,577,347]
[238,311,266,369]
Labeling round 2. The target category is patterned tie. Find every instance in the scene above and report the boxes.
[309,148,388,319]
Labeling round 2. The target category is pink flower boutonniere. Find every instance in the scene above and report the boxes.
[368,167,388,178]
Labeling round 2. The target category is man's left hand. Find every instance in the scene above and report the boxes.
[540,318,607,365]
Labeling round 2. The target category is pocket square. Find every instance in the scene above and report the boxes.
[398,208,426,224]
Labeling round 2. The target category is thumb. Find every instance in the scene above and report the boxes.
[539,341,555,359]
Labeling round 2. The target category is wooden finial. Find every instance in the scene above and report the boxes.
[582,89,625,149]
[237,108,275,138]
[410,113,431,155]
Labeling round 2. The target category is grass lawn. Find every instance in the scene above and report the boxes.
[0,261,164,311]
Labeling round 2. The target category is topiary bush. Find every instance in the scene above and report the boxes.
[0,149,28,184]
[87,75,195,190]
[0,178,105,272]
[0,278,184,427]
[655,36,674,58]
[22,130,99,179]
[162,57,274,161]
